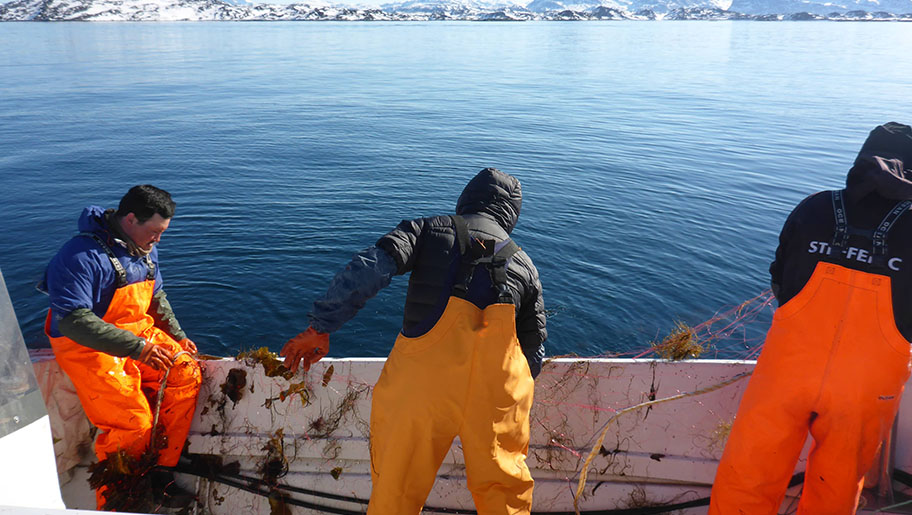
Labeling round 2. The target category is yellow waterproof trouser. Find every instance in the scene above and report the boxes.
[710,263,911,514]
[46,279,201,509]
[367,296,535,515]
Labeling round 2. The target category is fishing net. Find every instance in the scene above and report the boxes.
[67,291,781,515]
[630,290,774,361]
[527,289,777,513]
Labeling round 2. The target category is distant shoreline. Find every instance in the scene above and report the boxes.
[2,1,911,22]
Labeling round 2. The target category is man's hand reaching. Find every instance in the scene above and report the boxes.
[280,327,330,373]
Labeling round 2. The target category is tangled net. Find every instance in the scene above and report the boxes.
[633,290,775,361]
[532,290,778,513]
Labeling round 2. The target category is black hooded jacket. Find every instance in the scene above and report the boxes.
[309,168,547,377]
[376,168,547,375]
[770,122,912,341]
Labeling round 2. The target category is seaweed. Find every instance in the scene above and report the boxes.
[322,364,335,387]
[260,428,289,484]
[650,321,702,360]
[529,420,577,472]
[237,347,295,380]
[204,367,249,436]
[87,446,161,512]
[307,385,367,439]
[709,419,734,452]
[622,485,665,509]
[264,380,311,409]
[221,368,248,405]
[268,492,292,515]
[259,429,292,515]
[86,382,179,513]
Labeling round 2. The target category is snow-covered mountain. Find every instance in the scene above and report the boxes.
[376,0,544,18]
[525,0,732,12]
[0,0,409,20]
[729,0,912,14]
[1,0,910,20]
[381,0,515,12]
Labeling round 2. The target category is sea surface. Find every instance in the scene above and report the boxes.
[1,21,910,359]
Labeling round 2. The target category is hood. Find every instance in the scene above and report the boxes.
[455,168,522,234]
[846,122,912,201]
[77,205,111,234]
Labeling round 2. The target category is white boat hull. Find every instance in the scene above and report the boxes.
[30,353,912,514]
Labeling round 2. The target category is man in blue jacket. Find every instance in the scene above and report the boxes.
[43,185,201,509]
[282,168,547,515]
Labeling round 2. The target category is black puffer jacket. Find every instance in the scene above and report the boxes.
[770,122,912,341]
[377,168,547,375]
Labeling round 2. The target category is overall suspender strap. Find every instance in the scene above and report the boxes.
[873,200,912,256]
[451,215,475,298]
[831,189,850,249]
[489,240,520,304]
[80,232,128,288]
[79,233,156,286]
[143,254,156,280]
[453,215,469,256]
[829,191,911,268]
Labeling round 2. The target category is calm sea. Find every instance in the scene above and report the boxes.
[1,21,910,358]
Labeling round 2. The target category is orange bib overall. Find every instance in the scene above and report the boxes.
[45,278,201,508]
[367,295,535,515]
[710,262,911,514]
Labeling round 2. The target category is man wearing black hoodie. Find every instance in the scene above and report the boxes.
[281,168,547,515]
[710,123,912,514]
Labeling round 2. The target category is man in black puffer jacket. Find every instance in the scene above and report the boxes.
[710,123,912,514]
[282,168,546,515]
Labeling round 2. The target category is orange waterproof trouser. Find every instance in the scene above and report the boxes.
[710,263,911,514]
[46,280,201,508]
[367,296,535,515]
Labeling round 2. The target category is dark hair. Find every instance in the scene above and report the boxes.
[116,185,176,223]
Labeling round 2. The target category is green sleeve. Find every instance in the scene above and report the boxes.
[58,308,146,359]
[149,289,187,341]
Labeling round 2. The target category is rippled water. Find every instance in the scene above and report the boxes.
[1,21,910,358]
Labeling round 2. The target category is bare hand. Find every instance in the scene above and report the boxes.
[280,327,329,373]
[178,337,198,354]
[137,342,175,370]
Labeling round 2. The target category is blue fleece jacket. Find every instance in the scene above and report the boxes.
[45,206,163,338]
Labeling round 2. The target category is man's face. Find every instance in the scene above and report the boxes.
[123,213,171,251]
